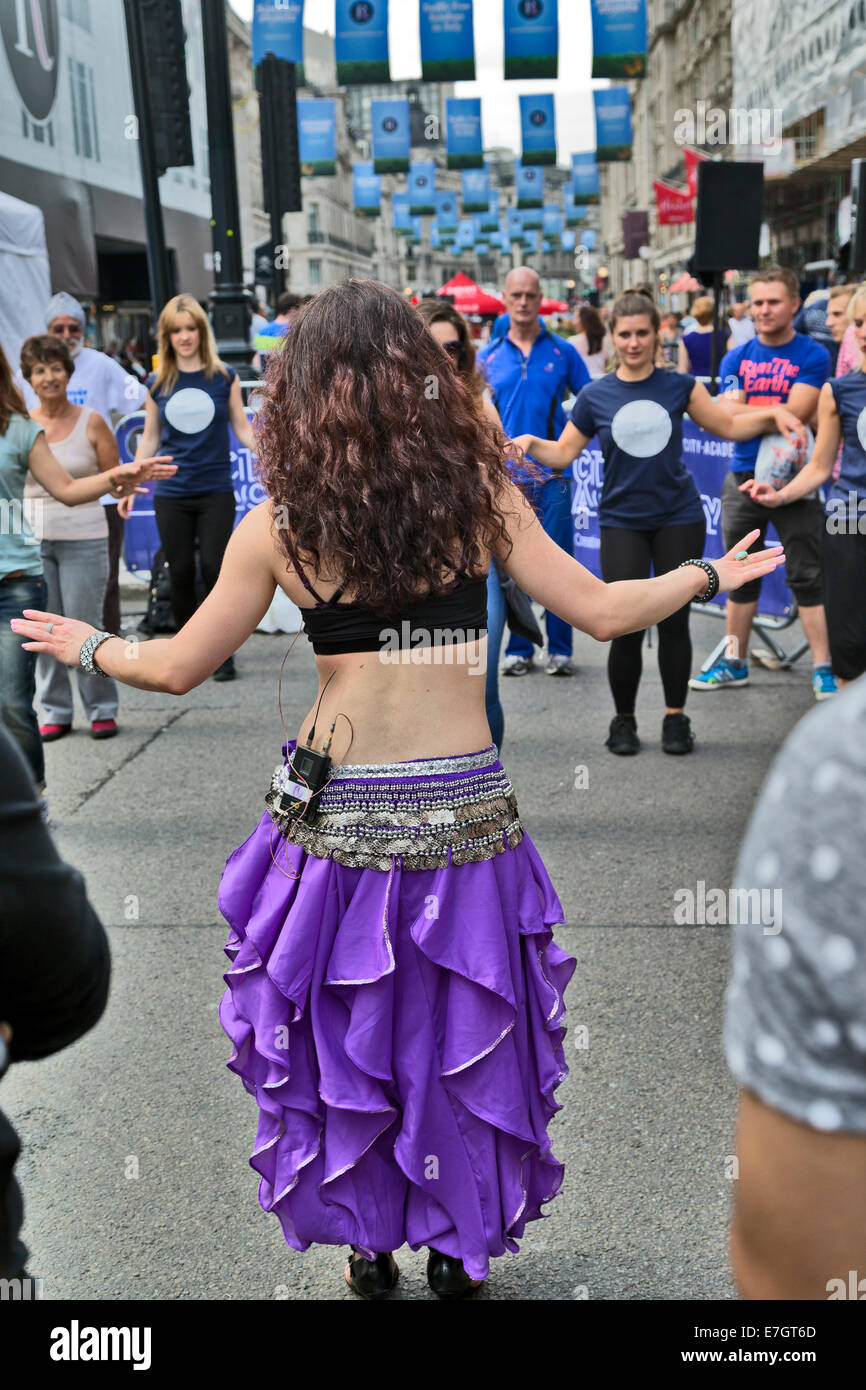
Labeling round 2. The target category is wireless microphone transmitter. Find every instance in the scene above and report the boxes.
[276,743,332,822]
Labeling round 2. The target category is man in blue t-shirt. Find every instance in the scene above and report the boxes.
[689,266,837,701]
[478,266,590,676]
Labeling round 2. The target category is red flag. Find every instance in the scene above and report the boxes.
[684,148,707,199]
[654,180,694,226]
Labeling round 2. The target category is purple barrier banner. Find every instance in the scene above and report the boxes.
[571,417,794,617]
[116,411,263,573]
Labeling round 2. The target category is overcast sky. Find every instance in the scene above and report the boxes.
[228,0,603,156]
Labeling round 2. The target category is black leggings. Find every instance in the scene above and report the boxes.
[153,491,236,630]
[600,519,706,714]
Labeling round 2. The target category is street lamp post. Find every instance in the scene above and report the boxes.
[200,0,254,372]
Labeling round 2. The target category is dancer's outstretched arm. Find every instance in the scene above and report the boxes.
[492,475,784,643]
[11,501,279,694]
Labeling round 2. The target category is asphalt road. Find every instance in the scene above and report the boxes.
[3,591,817,1301]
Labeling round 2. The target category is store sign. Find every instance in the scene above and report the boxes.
[1,0,60,121]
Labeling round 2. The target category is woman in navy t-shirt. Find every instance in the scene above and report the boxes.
[742,285,866,684]
[515,292,804,755]
[135,294,255,680]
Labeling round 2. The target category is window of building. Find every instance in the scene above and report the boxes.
[68,57,99,161]
[61,0,91,29]
[308,203,320,239]
[309,259,322,285]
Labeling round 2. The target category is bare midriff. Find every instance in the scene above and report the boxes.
[275,549,495,765]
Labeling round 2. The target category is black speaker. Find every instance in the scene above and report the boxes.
[139,0,194,177]
[257,57,302,217]
[694,162,764,272]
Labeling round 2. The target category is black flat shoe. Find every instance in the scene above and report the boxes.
[605,714,640,755]
[426,1248,484,1299]
[344,1246,399,1299]
[662,712,695,755]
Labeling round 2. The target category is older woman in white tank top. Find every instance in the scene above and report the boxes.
[22,335,121,740]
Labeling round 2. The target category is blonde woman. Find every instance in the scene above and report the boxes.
[678,296,728,380]
[134,294,255,680]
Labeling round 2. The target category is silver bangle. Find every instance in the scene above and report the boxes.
[79,631,118,677]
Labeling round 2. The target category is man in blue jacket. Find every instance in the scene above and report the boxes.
[478,266,590,675]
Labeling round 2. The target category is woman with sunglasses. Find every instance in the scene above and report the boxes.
[417,300,511,752]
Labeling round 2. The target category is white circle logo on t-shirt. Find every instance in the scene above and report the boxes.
[610,399,673,458]
[165,387,215,434]
[856,405,866,453]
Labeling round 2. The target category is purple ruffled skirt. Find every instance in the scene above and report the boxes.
[218,742,575,1281]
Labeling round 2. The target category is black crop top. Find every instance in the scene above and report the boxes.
[295,568,489,656]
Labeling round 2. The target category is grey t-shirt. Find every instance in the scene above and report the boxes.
[724,675,866,1133]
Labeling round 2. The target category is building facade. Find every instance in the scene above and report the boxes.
[598,0,734,299]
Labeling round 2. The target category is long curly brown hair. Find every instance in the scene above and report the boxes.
[254,279,539,615]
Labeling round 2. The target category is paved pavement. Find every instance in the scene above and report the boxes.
[3,591,817,1301]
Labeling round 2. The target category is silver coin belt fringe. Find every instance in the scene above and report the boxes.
[264,747,524,871]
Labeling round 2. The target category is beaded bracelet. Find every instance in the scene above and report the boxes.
[79,631,119,677]
[678,559,719,604]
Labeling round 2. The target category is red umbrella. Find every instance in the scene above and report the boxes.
[437,272,505,316]
[540,298,569,315]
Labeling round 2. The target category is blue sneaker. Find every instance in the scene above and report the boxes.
[688,658,750,691]
[812,666,838,701]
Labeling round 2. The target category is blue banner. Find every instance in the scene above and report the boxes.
[461,165,490,214]
[435,190,459,232]
[298,98,336,176]
[119,413,261,574]
[371,98,410,174]
[504,0,558,78]
[480,192,500,232]
[506,207,524,241]
[420,0,475,81]
[392,191,412,236]
[519,92,557,166]
[563,185,587,226]
[571,419,792,618]
[561,228,576,251]
[542,203,563,237]
[408,160,437,215]
[446,97,483,169]
[457,218,475,250]
[336,0,390,84]
[590,0,647,79]
[572,152,601,202]
[430,221,442,249]
[408,215,424,245]
[353,161,381,217]
[472,215,490,246]
[515,161,544,209]
[252,0,304,73]
[580,228,597,251]
[593,88,633,161]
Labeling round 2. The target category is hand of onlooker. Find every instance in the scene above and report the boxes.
[712,530,785,593]
[773,407,808,448]
[738,478,783,507]
[117,493,135,520]
[112,457,176,496]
